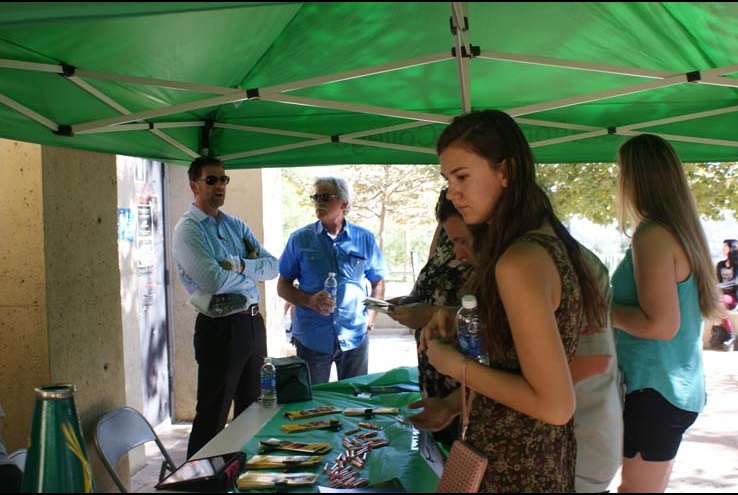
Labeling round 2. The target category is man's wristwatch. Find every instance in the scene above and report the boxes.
[367,322,375,331]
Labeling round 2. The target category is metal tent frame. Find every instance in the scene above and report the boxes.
[1,2,737,166]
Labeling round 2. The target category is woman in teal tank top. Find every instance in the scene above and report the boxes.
[611,134,723,493]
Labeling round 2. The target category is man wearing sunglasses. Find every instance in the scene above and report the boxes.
[172,156,279,458]
[278,176,387,384]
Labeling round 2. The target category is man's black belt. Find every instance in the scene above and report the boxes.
[239,304,260,316]
[208,294,259,317]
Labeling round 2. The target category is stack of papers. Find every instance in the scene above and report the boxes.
[280,419,343,433]
[283,405,341,420]
[363,297,395,314]
[237,471,317,490]
[258,438,333,454]
[245,454,324,469]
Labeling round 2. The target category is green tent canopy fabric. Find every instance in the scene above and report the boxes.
[1,2,737,167]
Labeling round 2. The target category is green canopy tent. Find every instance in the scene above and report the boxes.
[1,2,738,167]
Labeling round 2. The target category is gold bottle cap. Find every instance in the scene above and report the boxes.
[34,383,76,399]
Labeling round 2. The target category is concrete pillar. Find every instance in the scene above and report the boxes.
[0,139,126,491]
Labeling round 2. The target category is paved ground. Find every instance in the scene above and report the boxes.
[129,331,738,493]
[664,349,738,493]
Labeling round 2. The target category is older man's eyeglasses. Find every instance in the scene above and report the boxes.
[310,193,338,202]
[196,175,230,186]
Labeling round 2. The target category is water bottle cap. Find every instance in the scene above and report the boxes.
[264,356,272,364]
[328,272,336,277]
[461,294,478,309]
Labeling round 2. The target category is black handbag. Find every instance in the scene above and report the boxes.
[710,325,730,349]
[273,356,312,404]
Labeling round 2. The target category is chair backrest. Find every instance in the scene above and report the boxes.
[8,447,27,472]
[94,406,176,492]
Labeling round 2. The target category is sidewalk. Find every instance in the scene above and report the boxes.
[665,349,738,493]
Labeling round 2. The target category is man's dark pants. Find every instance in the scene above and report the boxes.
[186,311,266,458]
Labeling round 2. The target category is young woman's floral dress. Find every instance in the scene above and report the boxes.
[466,233,583,492]
[408,229,473,448]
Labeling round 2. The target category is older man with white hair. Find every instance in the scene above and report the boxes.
[278,176,387,384]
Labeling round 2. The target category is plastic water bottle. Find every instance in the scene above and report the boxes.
[260,357,277,408]
[456,295,489,365]
[283,308,293,344]
[324,272,338,313]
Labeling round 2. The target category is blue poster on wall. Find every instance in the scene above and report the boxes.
[118,208,134,242]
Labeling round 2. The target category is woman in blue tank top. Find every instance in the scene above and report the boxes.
[611,134,723,492]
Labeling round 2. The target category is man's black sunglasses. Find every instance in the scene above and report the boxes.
[310,193,338,202]
[196,175,230,186]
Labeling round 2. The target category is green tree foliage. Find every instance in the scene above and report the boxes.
[537,161,738,225]
[684,162,738,220]
[537,162,618,226]
[346,164,444,248]
[282,160,738,280]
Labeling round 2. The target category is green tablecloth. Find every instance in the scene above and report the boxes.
[238,367,439,492]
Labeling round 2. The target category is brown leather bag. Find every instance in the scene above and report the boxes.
[435,360,488,493]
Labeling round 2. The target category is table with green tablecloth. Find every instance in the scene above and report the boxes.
[193,366,440,492]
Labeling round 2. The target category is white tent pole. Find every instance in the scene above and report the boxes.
[215,121,433,161]
[218,138,331,161]
[68,76,130,114]
[698,75,738,88]
[617,105,738,132]
[619,130,738,148]
[75,122,204,135]
[72,91,248,133]
[530,129,610,149]
[0,58,64,74]
[218,133,436,162]
[74,69,235,95]
[260,52,449,95]
[700,64,738,78]
[0,57,238,95]
[0,93,57,130]
[343,121,432,139]
[529,104,738,150]
[260,93,451,124]
[341,137,435,155]
[508,74,686,117]
[516,118,599,132]
[66,75,199,155]
[75,123,151,134]
[214,123,323,139]
[477,51,673,79]
[451,2,472,113]
[150,128,199,158]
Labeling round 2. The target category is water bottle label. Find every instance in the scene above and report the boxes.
[458,332,481,359]
[325,275,337,314]
[458,325,481,359]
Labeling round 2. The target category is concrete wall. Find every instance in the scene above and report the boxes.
[0,140,49,452]
[41,144,127,421]
[0,138,283,488]
[0,140,126,491]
